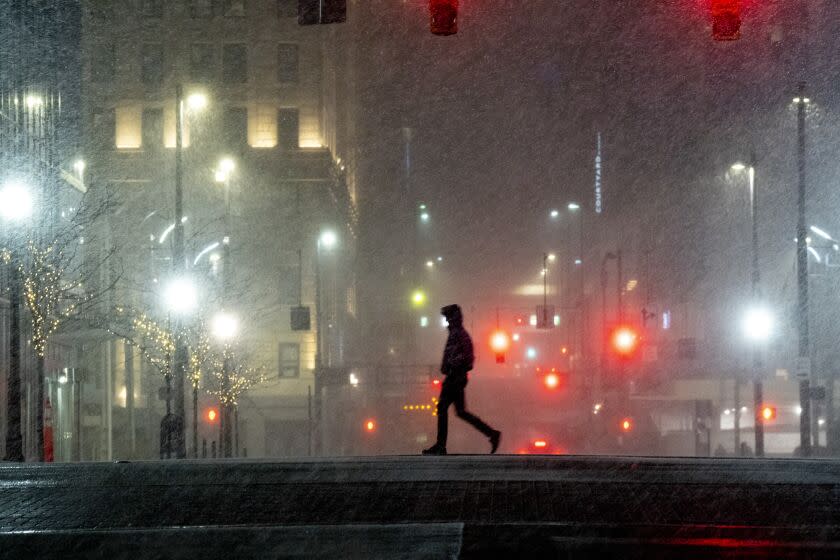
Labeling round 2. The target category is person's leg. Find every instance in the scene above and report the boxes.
[453,382,496,438]
[435,382,456,447]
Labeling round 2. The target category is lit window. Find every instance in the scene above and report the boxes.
[250,104,277,148]
[115,106,142,149]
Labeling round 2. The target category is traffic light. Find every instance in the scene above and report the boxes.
[710,0,741,41]
[299,0,346,25]
[490,330,510,363]
[760,406,777,422]
[610,325,640,359]
[620,417,633,432]
[364,419,377,433]
[206,408,218,423]
[430,0,458,36]
[544,372,561,390]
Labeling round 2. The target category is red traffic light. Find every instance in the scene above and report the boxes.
[206,408,218,422]
[544,372,561,390]
[610,326,640,358]
[490,330,511,352]
[761,406,777,422]
[430,0,458,36]
[364,419,377,433]
[620,417,633,432]
[711,0,741,41]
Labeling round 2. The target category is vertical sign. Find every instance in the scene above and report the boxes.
[594,132,603,214]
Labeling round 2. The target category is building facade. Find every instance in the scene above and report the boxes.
[78,0,358,459]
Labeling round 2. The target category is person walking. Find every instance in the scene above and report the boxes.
[423,304,501,455]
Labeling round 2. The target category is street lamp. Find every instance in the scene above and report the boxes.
[0,182,34,222]
[163,276,198,316]
[742,306,774,343]
[211,311,239,342]
[186,92,208,112]
[319,229,338,250]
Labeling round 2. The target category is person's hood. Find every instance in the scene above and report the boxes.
[441,304,463,327]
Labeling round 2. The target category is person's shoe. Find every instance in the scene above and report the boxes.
[422,444,447,456]
[489,431,502,454]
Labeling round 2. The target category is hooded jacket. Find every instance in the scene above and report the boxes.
[440,305,474,377]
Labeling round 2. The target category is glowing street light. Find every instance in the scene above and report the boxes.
[549,209,560,219]
[742,306,773,342]
[186,92,208,111]
[163,276,198,315]
[0,182,34,222]
[411,289,427,307]
[211,311,239,341]
[567,202,581,211]
[319,229,338,249]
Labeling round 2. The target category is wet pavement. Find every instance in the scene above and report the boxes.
[1,455,839,558]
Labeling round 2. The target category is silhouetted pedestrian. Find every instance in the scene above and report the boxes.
[423,304,501,455]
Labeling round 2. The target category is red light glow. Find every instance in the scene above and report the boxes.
[206,409,218,422]
[621,418,633,432]
[432,379,441,386]
[611,326,640,357]
[490,330,510,353]
[761,406,777,421]
[533,440,548,448]
[544,373,560,390]
[365,419,376,432]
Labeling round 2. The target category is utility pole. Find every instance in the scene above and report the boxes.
[220,176,233,458]
[749,154,765,457]
[171,84,187,459]
[795,82,812,457]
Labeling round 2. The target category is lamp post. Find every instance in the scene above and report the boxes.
[211,310,238,458]
[314,229,338,456]
[171,85,207,458]
[213,156,236,458]
[731,156,767,455]
[1,181,33,462]
[794,84,812,457]
[161,275,197,459]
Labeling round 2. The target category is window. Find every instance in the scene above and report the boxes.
[223,0,245,16]
[277,43,299,83]
[190,44,215,82]
[91,44,115,83]
[222,44,247,83]
[141,43,164,86]
[140,0,163,18]
[280,261,301,305]
[252,105,278,148]
[142,108,163,150]
[223,107,248,149]
[276,0,296,17]
[278,108,299,150]
[189,0,214,18]
[279,343,300,378]
[115,106,142,149]
[91,108,115,151]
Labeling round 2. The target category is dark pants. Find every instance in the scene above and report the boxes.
[436,375,495,447]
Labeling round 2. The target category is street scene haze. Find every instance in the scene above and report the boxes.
[3,1,840,558]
